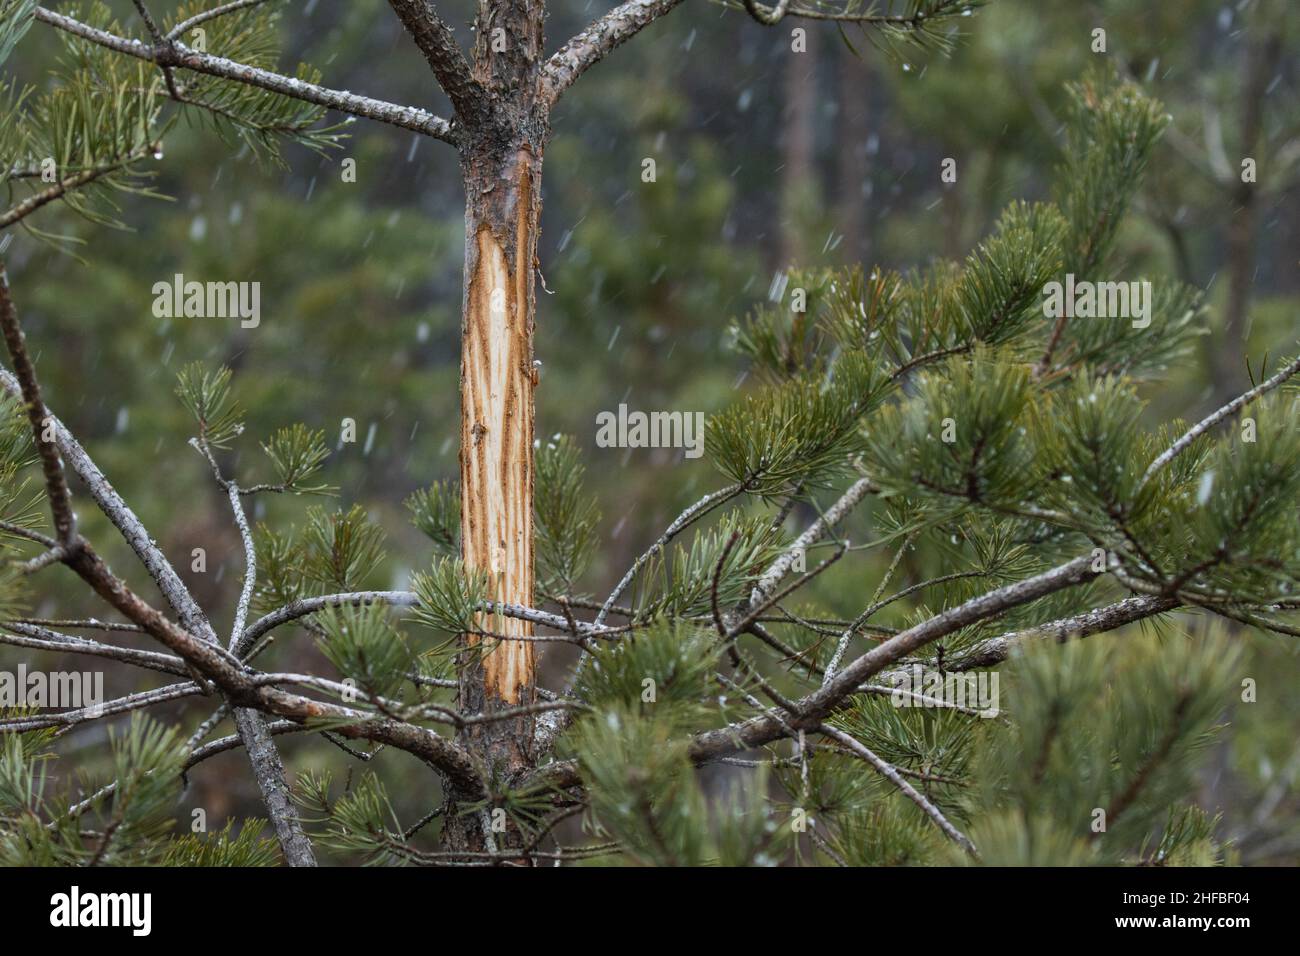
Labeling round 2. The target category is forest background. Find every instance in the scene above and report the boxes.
[3,0,1297,863]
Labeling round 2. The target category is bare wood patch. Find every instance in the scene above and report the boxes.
[460,154,537,704]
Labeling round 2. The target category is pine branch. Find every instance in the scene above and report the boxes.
[0,280,322,865]
[1139,349,1300,489]
[236,588,621,659]
[0,680,204,732]
[0,279,483,842]
[823,532,913,681]
[688,554,1102,765]
[750,476,878,605]
[818,723,977,856]
[0,621,190,676]
[0,263,75,544]
[940,594,1180,671]
[0,142,158,229]
[32,5,455,142]
[62,719,306,823]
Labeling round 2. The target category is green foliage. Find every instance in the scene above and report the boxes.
[833,804,944,866]
[175,361,243,449]
[708,349,889,496]
[261,423,331,494]
[316,603,412,701]
[0,0,1291,871]
[575,621,719,724]
[1139,806,1224,867]
[568,703,784,866]
[0,0,344,243]
[0,394,43,614]
[731,268,836,382]
[295,770,405,865]
[835,0,988,64]
[1059,280,1204,380]
[1158,392,1300,602]
[536,435,600,594]
[302,504,385,592]
[160,819,280,867]
[251,523,305,613]
[410,556,489,637]
[1033,373,1153,532]
[1056,72,1170,277]
[640,513,779,620]
[2,1,165,234]
[0,715,270,865]
[0,0,35,67]
[162,1,345,165]
[405,480,459,557]
[865,348,1040,509]
[966,636,1235,863]
[834,693,980,811]
[952,201,1066,345]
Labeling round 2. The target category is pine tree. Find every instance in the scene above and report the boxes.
[0,3,1296,867]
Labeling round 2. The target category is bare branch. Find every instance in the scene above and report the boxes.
[688,555,1102,765]
[597,483,744,628]
[1139,349,1300,489]
[740,0,791,25]
[823,532,913,681]
[0,264,77,544]
[19,545,70,574]
[940,594,1181,671]
[0,621,190,677]
[737,0,979,24]
[32,6,456,143]
[63,718,305,822]
[528,554,1112,795]
[817,723,978,856]
[750,477,877,606]
[236,589,620,658]
[539,0,687,107]
[386,0,487,122]
[0,681,203,733]
[167,0,273,41]
[0,520,56,548]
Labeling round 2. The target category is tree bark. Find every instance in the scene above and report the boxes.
[443,127,546,853]
[459,142,540,712]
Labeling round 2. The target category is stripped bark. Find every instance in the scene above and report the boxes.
[444,130,545,853]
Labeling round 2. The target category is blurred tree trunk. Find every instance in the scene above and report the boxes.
[1213,28,1281,402]
[780,37,817,268]
[836,47,871,265]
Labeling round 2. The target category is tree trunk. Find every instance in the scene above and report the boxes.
[1211,28,1281,403]
[780,37,817,269]
[443,133,545,853]
[836,45,870,266]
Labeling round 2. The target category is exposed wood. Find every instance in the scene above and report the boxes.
[460,144,540,711]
